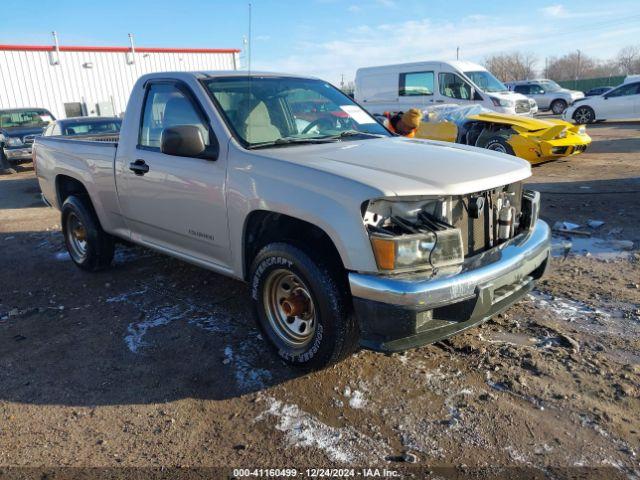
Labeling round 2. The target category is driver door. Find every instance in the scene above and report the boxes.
[117,81,231,269]
[601,82,640,119]
[438,73,475,106]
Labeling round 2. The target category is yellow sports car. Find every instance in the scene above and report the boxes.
[414,105,591,164]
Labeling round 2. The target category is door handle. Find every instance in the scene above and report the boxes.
[129,159,149,176]
[435,100,445,103]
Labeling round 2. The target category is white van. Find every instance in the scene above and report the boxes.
[355,60,537,116]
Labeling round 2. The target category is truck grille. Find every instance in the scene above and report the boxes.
[451,183,523,257]
[515,100,530,114]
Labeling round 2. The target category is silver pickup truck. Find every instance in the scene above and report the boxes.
[35,71,551,369]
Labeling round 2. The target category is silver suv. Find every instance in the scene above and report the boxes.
[506,79,584,114]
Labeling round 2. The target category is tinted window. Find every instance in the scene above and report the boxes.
[439,73,472,100]
[606,83,640,98]
[399,71,434,96]
[514,85,530,94]
[62,120,121,136]
[529,84,545,94]
[139,83,210,149]
[0,109,54,128]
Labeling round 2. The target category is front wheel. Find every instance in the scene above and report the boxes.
[550,99,568,115]
[250,243,359,369]
[61,195,114,271]
[573,106,595,124]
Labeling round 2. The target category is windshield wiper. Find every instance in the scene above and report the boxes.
[248,136,341,149]
[323,130,387,140]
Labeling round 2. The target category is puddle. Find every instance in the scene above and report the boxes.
[551,236,634,260]
[223,343,272,391]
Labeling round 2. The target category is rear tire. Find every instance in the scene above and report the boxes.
[61,195,114,271]
[550,99,567,115]
[250,242,359,370]
[484,136,515,156]
[573,106,595,124]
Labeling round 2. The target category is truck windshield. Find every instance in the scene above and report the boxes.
[539,80,562,92]
[463,71,508,93]
[0,109,54,128]
[202,76,390,148]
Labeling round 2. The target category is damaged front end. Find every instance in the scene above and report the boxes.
[364,182,530,274]
[351,183,550,352]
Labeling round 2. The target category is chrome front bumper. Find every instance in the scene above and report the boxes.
[350,220,551,351]
[4,147,32,161]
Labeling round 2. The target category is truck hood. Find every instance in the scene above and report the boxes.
[259,137,531,197]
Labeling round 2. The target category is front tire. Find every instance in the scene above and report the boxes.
[61,195,114,271]
[573,106,595,124]
[484,136,515,156]
[550,99,568,115]
[250,243,359,370]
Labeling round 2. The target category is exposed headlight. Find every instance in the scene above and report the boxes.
[370,228,464,271]
[490,96,514,108]
[557,129,567,139]
[578,126,586,135]
[7,137,23,147]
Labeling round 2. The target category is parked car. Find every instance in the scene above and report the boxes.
[585,86,614,97]
[564,78,640,124]
[405,104,591,164]
[34,71,550,369]
[355,61,537,116]
[0,108,55,165]
[43,116,122,137]
[506,79,584,114]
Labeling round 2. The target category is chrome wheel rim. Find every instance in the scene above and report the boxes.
[487,143,507,153]
[575,108,592,124]
[66,212,88,262]
[263,269,316,348]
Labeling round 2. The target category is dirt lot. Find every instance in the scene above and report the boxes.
[1,123,639,479]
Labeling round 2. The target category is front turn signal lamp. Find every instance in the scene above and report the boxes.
[370,229,464,272]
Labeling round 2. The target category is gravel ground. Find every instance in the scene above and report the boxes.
[0,122,639,479]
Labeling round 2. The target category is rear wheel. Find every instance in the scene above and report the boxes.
[484,137,515,156]
[573,106,595,124]
[550,99,568,115]
[250,242,359,370]
[61,195,114,271]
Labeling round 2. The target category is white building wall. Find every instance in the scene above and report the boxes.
[0,48,239,119]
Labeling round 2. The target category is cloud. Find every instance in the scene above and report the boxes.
[254,17,538,83]
[541,4,568,17]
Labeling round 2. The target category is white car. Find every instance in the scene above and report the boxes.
[564,78,640,124]
[355,60,537,116]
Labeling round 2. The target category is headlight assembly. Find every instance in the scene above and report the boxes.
[490,96,514,108]
[7,137,23,147]
[578,126,586,135]
[370,228,464,271]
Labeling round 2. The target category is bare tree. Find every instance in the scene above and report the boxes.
[484,52,538,82]
[617,45,640,74]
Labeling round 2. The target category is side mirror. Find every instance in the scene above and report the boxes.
[161,125,218,160]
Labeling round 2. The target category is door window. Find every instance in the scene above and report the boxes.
[439,73,473,100]
[514,85,530,94]
[139,83,210,150]
[529,84,545,94]
[399,71,434,96]
[606,82,640,98]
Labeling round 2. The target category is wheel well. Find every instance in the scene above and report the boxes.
[56,175,89,206]
[243,211,346,282]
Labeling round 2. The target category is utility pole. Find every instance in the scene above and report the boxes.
[456,46,460,60]
[340,74,345,90]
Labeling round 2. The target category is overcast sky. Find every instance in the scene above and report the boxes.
[2,0,639,84]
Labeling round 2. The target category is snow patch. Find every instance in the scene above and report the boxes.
[257,397,388,463]
[124,305,185,353]
[223,344,272,391]
[551,236,634,260]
